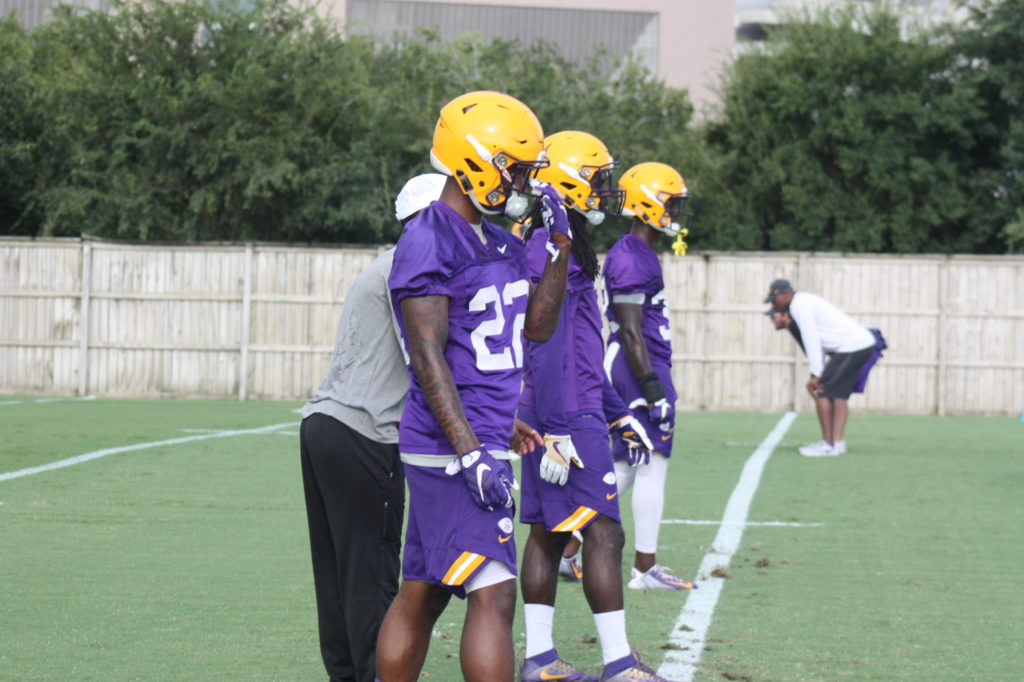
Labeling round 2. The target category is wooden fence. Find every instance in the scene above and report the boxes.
[2,237,1022,416]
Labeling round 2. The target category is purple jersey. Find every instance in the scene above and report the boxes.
[389,202,530,454]
[603,233,672,369]
[518,227,606,433]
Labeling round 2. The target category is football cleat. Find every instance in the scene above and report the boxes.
[599,654,673,682]
[520,654,598,682]
[559,555,583,582]
[627,564,697,591]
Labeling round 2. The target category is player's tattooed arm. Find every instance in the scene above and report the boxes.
[401,295,479,454]
[614,301,654,379]
[524,233,570,342]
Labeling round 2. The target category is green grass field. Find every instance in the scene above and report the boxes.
[1,397,1021,681]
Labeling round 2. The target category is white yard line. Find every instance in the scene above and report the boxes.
[0,396,96,406]
[662,519,822,528]
[657,411,798,682]
[0,421,298,483]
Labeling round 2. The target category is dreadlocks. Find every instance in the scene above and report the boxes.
[522,202,600,282]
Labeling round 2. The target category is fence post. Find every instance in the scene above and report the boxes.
[238,243,254,401]
[700,253,711,410]
[78,240,92,396]
[791,253,804,412]
[936,256,949,416]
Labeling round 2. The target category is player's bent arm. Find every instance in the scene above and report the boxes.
[401,295,479,455]
[523,233,570,342]
[614,300,653,379]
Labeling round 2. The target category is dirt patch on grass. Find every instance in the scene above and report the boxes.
[710,566,732,579]
[755,557,772,568]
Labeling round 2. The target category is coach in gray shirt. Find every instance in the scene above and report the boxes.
[299,174,445,682]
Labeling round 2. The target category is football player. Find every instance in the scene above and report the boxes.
[517,131,670,682]
[375,91,572,682]
[604,162,698,592]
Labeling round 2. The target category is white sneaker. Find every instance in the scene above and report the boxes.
[832,441,847,454]
[798,440,839,456]
[627,564,697,590]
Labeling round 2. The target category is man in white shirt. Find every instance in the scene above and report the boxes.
[765,279,882,457]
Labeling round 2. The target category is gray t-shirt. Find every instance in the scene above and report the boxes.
[301,248,408,443]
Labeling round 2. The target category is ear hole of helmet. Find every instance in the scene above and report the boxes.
[465,158,483,173]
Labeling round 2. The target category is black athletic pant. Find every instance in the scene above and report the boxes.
[300,413,405,682]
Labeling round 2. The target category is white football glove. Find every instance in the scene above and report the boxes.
[540,434,583,486]
[648,398,673,433]
[610,414,654,466]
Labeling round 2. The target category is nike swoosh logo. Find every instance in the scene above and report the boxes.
[477,463,490,501]
[498,534,512,543]
[606,492,618,500]
[539,672,572,680]
[661,435,672,441]
[498,244,508,253]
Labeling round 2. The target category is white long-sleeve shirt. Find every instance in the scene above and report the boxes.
[788,292,875,377]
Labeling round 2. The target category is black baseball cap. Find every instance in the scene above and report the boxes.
[763,279,794,303]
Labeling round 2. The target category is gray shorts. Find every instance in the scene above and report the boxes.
[821,347,874,399]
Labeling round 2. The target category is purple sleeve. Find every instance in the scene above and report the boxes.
[526,297,570,434]
[601,373,631,424]
[524,226,550,283]
[604,242,652,296]
[387,211,456,302]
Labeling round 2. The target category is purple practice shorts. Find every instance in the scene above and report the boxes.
[605,344,677,459]
[517,408,621,531]
[402,459,517,599]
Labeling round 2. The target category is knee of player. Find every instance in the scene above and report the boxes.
[467,577,517,618]
[582,516,625,552]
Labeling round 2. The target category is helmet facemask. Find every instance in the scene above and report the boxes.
[444,147,548,218]
[578,164,625,224]
[656,193,694,236]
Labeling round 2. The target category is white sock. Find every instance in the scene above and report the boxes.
[631,452,669,554]
[593,610,631,664]
[834,440,845,448]
[524,603,555,658]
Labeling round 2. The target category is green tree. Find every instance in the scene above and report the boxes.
[705,3,1002,253]
[0,17,40,233]
[10,0,700,245]
[26,0,391,241]
[952,0,1024,253]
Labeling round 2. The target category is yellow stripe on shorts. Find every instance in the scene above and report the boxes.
[442,551,486,586]
[552,506,598,532]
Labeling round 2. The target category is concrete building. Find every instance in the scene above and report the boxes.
[1,0,967,110]
[336,0,735,113]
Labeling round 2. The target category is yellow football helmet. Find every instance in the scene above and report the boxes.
[619,162,693,238]
[430,91,547,217]
[534,130,623,225]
